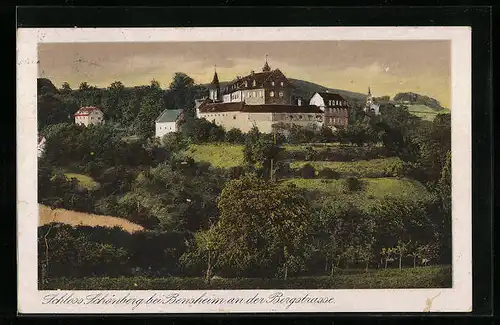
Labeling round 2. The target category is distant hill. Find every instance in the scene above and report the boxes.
[393,92,444,110]
[202,78,367,103]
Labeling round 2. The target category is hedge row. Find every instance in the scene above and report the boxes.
[282,145,392,162]
[41,265,451,290]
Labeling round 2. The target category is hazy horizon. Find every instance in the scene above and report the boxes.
[38,40,451,108]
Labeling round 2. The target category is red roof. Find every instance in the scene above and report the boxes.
[199,101,322,114]
[74,106,102,116]
[221,69,294,95]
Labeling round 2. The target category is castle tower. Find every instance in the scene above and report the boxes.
[262,55,271,72]
[209,66,221,102]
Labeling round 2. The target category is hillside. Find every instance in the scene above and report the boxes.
[393,92,444,110]
[202,78,366,103]
[39,204,144,233]
[288,78,366,102]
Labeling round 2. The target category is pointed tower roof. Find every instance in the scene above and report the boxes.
[262,55,271,72]
[211,66,220,87]
[368,87,372,96]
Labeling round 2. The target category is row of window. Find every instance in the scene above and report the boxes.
[228,90,286,100]
[76,116,102,121]
[159,126,174,131]
[326,108,348,114]
[228,80,285,91]
[329,117,347,125]
[328,100,347,106]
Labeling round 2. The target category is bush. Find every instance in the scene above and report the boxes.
[343,176,363,192]
[224,128,245,144]
[275,161,293,179]
[300,164,316,179]
[318,168,340,179]
[38,223,193,279]
[304,146,318,161]
[228,166,244,179]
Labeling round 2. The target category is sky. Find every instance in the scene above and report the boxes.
[38,40,451,108]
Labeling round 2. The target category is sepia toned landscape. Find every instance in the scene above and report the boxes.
[37,40,452,290]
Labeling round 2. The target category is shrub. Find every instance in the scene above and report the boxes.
[275,161,293,179]
[318,168,341,179]
[343,176,363,192]
[300,164,316,179]
[228,166,244,179]
[224,128,245,144]
[304,146,318,161]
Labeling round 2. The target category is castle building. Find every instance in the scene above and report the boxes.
[197,59,324,133]
[309,92,349,130]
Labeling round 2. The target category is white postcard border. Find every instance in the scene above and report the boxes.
[17,27,472,314]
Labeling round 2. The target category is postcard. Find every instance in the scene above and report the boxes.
[17,26,471,314]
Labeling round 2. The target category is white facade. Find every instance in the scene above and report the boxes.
[74,108,104,127]
[309,93,326,111]
[155,121,178,138]
[198,111,323,134]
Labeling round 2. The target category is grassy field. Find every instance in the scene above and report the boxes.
[407,104,450,121]
[39,204,144,233]
[63,173,100,190]
[185,143,245,168]
[290,157,403,177]
[283,177,435,211]
[41,265,451,290]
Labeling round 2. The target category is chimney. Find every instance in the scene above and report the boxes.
[250,70,255,75]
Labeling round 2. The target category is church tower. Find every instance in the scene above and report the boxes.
[262,55,271,72]
[366,87,373,107]
[209,66,221,102]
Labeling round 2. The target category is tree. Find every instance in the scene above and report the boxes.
[135,81,165,139]
[161,132,189,152]
[207,175,312,278]
[60,82,72,94]
[314,201,375,274]
[168,73,197,115]
[370,197,438,265]
[118,160,227,231]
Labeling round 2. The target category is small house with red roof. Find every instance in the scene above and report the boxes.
[74,106,104,127]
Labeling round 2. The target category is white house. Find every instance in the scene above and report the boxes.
[37,136,46,158]
[155,109,184,138]
[309,92,350,129]
[74,106,104,126]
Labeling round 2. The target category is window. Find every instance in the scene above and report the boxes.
[279,91,284,98]
[289,115,293,119]
[270,91,275,97]
[253,91,256,97]
[271,81,275,86]
[328,100,332,106]
[330,117,333,123]
[252,80,256,87]
[280,81,284,86]
[299,115,303,119]
[260,91,263,98]
[233,116,236,120]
